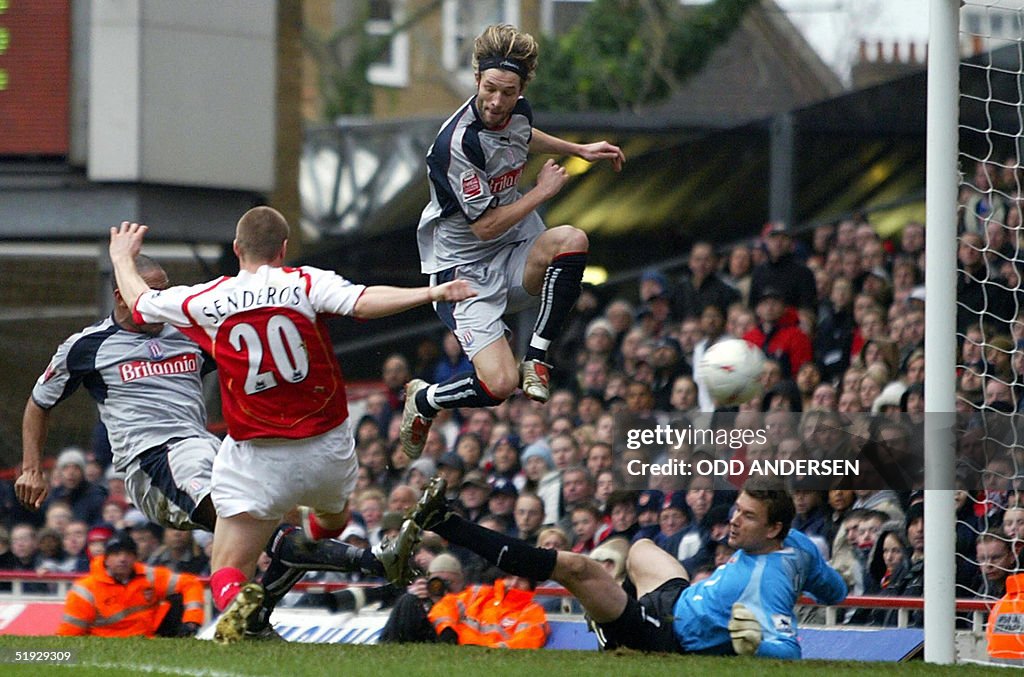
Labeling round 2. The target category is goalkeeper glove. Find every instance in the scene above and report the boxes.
[727,603,761,656]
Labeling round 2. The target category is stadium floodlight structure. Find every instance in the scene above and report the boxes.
[925,0,958,665]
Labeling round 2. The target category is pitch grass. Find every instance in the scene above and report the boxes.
[0,636,1008,676]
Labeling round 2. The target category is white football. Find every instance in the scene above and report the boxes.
[697,339,766,407]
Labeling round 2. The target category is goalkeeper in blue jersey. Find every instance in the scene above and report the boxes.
[408,476,846,658]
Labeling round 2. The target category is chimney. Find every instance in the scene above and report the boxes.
[909,42,918,63]
[893,41,901,63]
[877,40,885,62]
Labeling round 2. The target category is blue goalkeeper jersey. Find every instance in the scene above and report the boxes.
[672,529,847,659]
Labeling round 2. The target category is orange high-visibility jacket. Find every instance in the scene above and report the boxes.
[429,579,549,649]
[57,556,204,637]
[988,572,1024,658]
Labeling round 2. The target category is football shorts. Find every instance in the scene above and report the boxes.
[593,577,688,653]
[124,434,218,530]
[212,418,357,521]
[432,227,544,360]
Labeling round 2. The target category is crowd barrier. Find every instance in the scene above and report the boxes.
[0,570,993,661]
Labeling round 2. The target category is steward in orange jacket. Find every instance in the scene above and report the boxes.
[428,575,548,649]
[57,532,204,637]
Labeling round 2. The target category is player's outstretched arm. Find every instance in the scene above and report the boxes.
[530,129,625,172]
[352,279,476,319]
[108,221,153,309]
[16,398,52,510]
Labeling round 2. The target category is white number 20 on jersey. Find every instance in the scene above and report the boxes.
[228,315,309,395]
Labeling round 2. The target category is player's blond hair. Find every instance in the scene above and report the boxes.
[235,206,289,261]
[473,24,539,84]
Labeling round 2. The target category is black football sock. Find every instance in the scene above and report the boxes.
[327,584,398,613]
[430,512,556,581]
[416,371,503,416]
[526,252,587,362]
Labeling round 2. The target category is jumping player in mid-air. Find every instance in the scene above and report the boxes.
[400,23,626,459]
[408,476,846,658]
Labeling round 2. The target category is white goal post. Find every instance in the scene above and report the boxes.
[924,0,959,665]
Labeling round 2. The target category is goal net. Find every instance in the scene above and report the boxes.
[956,0,1024,655]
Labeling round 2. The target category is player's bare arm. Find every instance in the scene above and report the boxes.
[530,129,625,172]
[108,221,154,309]
[352,279,477,319]
[16,398,53,509]
[470,159,569,241]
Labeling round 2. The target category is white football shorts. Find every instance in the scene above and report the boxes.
[211,418,357,521]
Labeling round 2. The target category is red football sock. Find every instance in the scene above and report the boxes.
[210,567,248,611]
[306,511,344,540]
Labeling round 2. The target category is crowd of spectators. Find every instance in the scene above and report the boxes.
[3,164,1022,633]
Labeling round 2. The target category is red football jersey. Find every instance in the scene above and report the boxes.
[133,265,365,440]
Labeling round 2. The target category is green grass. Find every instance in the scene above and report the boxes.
[0,636,1007,676]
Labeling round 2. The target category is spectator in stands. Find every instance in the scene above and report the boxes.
[536,526,571,552]
[380,552,468,644]
[485,434,522,484]
[0,523,39,572]
[148,528,210,575]
[41,448,107,527]
[486,478,518,522]
[960,161,1007,236]
[594,468,621,510]
[958,232,1015,335]
[867,525,910,596]
[34,527,65,573]
[57,532,204,637]
[722,243,754,306]
[454,433,486,473]
[436,452,467,501]
[53,520,89,573]
[557,466,595,531]
[569,503,609,554]
[86,524,114,559]
[876,502,924,627]
[743,286,812,380]
[43,500,74,534]
[457,471,491,523]
[676,242,740,321]
[387,484,420,516]
[100,497,128,531]
[749,222,817,311]
[513,493,546,546]
[652,491,691,559]
[404,458,437,494]
[972,530,1017,599]
[381,353,412,415]
[648,337,689,413]
[129,522,163,563]
[433,332,472,385]
[520,441,554,496]
[830,509,867,591]
[604,490,640,542]
[791,488,828,545]
[584,441,614,478]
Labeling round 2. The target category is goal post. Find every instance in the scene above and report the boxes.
[924,0,959,665]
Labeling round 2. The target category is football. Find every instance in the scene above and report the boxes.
[697,338,766,407]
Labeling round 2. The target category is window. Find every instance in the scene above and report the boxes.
[442,0,520,89]
[540,0,591,36]
[367,0,409,88]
